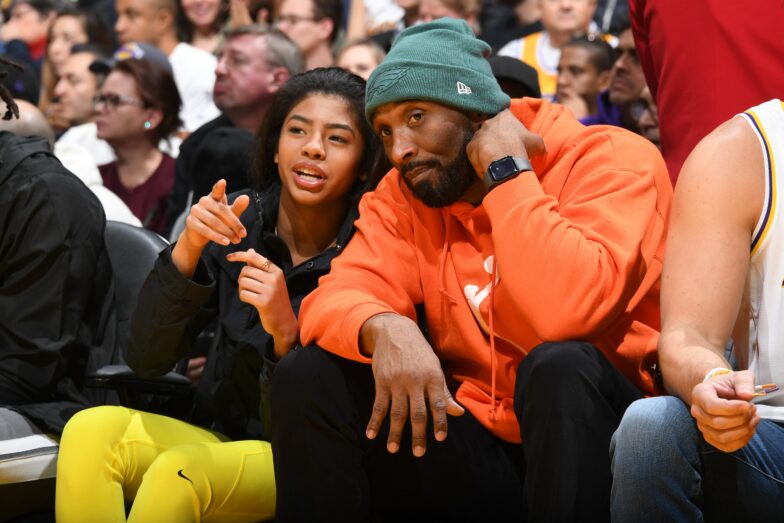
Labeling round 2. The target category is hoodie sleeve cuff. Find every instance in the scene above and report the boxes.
[337,302,399,364]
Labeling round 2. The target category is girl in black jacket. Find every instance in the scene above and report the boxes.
[56,67,388,523]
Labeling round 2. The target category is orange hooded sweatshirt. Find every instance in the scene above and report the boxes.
[300,98,672,443]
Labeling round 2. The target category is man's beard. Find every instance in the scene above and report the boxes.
[400,126,475,208]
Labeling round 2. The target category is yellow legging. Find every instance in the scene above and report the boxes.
[55,406,275,523]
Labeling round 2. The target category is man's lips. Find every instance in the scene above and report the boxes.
[402,162,438,186]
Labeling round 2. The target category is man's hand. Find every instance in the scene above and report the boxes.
[185,356,207,385]
[361,314,464,457]
[466,108,546,178]
[690,370,760,452]
[556,87,590,120]
[229,0,253,27]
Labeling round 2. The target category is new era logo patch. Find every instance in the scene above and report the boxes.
[456,81,472,95]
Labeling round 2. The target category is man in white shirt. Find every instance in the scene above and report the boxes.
[114,0,220,132]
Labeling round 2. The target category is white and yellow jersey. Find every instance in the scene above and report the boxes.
[498,31,559,101]
[742,99,784,390]
[496,25,616,102]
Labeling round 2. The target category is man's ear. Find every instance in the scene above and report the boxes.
[156,6,175,31]
[597,70,612,91]
[43,10,57,25]
[469,111,488,131]
[268,66,291,92]
[315,17,334,44]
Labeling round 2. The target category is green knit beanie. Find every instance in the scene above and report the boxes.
[365,17,510,122]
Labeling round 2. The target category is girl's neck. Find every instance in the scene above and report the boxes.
[112,140,163,189]
[275,189,349,266]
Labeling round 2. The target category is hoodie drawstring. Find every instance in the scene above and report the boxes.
[488,255,498,422]
[438,217,459,306]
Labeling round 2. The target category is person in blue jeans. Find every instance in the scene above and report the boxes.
[610,99,784,521]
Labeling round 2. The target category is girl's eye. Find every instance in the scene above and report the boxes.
[330,135,348,144]
[288,126,304,134]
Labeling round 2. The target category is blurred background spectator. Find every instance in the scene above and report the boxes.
[418,0,480,32]
[51,44,113,161]
[95,57,182,234]
[164,25,303,237]
[275,0,341,70]
[630,85,657,148]
[176,0,228,53]
[0,54,39,104]
[0,0,57,76]
[555,35,612,120]
[114,0,219,131]
[497,0,600,100]
[488,54,540,99]
[40,5,112,124]
[335,37,384,80]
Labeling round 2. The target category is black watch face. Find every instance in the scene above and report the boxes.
[488,156,518,182]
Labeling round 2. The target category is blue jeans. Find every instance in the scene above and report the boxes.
[610,396,784,522]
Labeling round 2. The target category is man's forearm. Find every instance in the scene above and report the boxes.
[659,328,733,404]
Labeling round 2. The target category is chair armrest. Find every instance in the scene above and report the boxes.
[85,364,192,407]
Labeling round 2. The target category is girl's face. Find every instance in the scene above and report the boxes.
[275,93,365,208]
[48,16,88,76]
[337,45,380,81]
[181,0,222,30]
[95,71,159,143]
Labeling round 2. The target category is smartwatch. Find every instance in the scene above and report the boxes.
[483,156,533,191]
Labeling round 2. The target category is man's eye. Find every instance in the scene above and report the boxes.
[410,112,422,123]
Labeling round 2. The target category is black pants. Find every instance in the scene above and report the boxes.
[270,341,642,522]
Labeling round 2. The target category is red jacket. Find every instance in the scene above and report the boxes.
[630,0,784,184]
[300,98,672,442]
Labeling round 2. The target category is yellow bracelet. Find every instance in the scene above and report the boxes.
[703,367,732,382]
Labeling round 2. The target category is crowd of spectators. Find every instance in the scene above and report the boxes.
[0,0,665,240]
[0,0,665,238]
[2,0,784,520]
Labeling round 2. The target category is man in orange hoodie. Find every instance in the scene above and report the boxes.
[270,17,672,521]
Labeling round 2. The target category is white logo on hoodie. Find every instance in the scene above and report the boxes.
[464,255,499,333]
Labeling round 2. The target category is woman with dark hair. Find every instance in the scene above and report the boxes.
[40,5,113,118]
[0,0,57,74]
[177,0,229,53]
[95,58,183,235]
[55,67,389,523]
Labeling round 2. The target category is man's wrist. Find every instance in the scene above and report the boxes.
[359,313,411,357]
[483,155,533,192]
[703,367,733,382]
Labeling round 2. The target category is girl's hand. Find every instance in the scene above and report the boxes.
[227,248,299,359]
[181,179,249,251]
